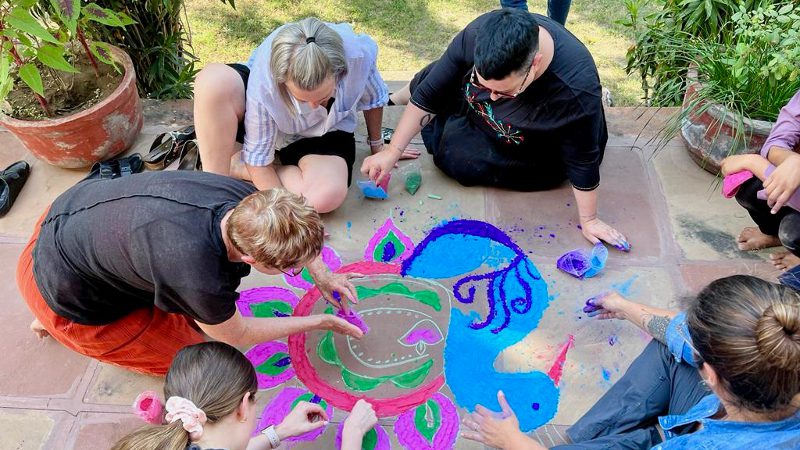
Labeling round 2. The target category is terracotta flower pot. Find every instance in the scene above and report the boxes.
[0,45,143,169]
[680,70,774,174]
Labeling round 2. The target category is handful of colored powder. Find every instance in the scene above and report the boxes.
[557,242,608,279]
[336,308,369,335]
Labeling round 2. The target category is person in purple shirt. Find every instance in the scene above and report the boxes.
[460,275,800,449]
[721,90,800,279]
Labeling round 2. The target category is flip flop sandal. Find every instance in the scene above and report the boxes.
[87,153,144,180]
[118,153,143,177]
[143,125,196,170]
[177,141,202,171]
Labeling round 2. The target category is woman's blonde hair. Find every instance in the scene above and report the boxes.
[111,342,258,450]
[227,188,324,270]
[271,17,347,111]
[687,275,800,414]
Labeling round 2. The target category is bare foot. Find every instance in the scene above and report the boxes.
[29,319,49,339]
[737,227,781,251]
[770,251,800,271]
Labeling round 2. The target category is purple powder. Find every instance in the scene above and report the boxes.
[336,308,369,335]
[549,233,556,238]
[531,402,540,411]
[608,335,618,346]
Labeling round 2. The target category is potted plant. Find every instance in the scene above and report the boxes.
[643,2,800,173]
[0,1,142,168]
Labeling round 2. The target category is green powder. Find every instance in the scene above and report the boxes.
[405,172,422,195]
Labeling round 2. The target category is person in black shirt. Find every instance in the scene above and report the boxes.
[362,9,629,250]
[18,171,362,376]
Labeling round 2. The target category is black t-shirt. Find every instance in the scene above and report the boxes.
[33,171,256,326]
[410,12,607,191]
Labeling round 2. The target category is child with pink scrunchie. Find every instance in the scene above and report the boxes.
[112,342,377,450]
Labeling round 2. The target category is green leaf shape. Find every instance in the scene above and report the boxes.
[414,399,442,444]
[89,41,119,72]
[7,8,60,45]
[0,79,13,103]
[341,366,389,392]
[255,352,291,376]
[19,63,43,95]
[390,359,433,389]
[82,3,124,27]
[300,267,314,284]
[356,282,441,311]
[16,0,38,9]
[37,45,78,73]
[291,392,329,411]
[49,0,80,35]
[249,301,293,318]
[317,331,341,366]
[0,55,9,81]
[361,428,378,450]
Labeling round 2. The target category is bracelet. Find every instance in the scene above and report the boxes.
[262,425,281,449]
[367,138,383,147]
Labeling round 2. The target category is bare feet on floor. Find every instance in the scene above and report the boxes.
[30,319,49,339]
[770,251,800,271]
[736,227,781,251]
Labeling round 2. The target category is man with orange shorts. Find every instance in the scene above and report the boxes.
[17,171,362,376]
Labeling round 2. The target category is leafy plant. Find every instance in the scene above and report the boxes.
[0,0,132,117]
[87,0,235,99]
[620,0,777,106]
[652,2,800,158]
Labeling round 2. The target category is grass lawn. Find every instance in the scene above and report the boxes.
[186,0,646,105]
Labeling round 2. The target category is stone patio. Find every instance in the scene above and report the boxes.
[0,81,781,449]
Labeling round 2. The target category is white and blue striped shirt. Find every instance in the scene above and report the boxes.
[242,23,388,166]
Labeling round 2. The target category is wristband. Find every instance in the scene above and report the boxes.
[262,425,281,449]
[367,138,383,147]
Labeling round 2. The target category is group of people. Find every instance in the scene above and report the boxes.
[14,6,800,450]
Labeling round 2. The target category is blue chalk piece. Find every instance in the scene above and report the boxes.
[356,180,388,199]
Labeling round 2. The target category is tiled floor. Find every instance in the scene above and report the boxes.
[0,94,782,449]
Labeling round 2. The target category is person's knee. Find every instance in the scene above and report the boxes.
[303,183,348,213]
[194,64,243,105]
[734,177,763,209]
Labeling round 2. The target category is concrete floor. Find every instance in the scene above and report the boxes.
[0,91,780,449]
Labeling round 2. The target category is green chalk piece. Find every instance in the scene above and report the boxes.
[427,194,442,200]
[405,172,422,195]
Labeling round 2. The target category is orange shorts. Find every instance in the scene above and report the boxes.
[16,209,204,376]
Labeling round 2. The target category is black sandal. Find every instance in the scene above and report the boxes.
[143,125,195,170]
[86,153,144,180]
[177,141,202,171]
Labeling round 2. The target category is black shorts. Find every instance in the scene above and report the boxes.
[228,63,356,186]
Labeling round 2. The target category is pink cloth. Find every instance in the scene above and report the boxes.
[165,396,207,440]
[722,170,754,198]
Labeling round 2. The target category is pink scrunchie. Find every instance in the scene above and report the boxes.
[165,396,207,440]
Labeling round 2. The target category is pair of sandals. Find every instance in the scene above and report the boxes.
[87,153,144,180]
[143,125,202,171]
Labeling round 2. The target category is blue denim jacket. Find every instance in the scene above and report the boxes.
[653,313,800,449]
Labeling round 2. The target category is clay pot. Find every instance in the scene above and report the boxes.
[680,69,773,174]
[0,45,143,169]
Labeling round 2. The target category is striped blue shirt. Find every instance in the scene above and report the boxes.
[242,23,388,166]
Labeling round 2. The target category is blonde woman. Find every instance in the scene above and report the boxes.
[194,17,419,213]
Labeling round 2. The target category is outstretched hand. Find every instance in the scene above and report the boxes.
[583,292,631,320]
[313,271,362,313]
[461,391,541,449]
[581,218,630,252]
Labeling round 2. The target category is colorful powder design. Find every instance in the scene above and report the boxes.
[245,341,295,390]
[236,286,299,318]
[402,219,565,431]
[395,393,459,450]
[364,218,415,264]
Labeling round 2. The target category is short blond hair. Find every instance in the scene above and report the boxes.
[227,189,323,270]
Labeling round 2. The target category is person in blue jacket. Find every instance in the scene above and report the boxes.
[462,275,800,449]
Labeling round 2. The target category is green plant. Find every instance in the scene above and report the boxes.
[0,1,132,117]
[653,2,800,156]
[620,0,776,106]
[87,0,235,99]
